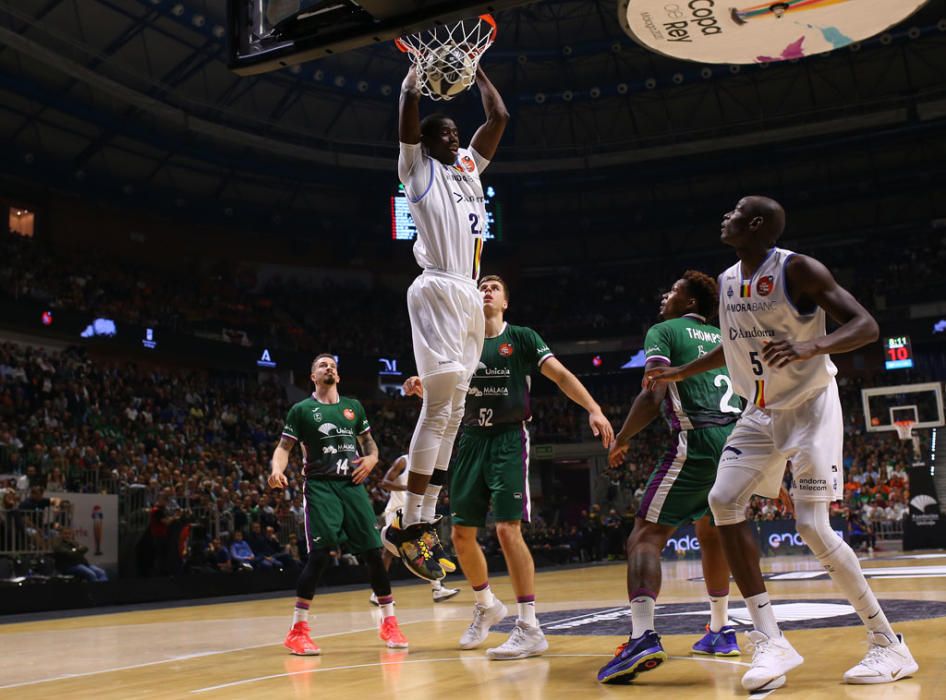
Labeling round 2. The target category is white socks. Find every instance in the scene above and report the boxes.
[403,492,424,526]
[380,602,395,618]
[518,600,537,627]
[746,592,780,639]
[421,483,442,522]
[709,593,729,632]
[292,606,309,625]
[630,595,655,639]
[473,584,496,607]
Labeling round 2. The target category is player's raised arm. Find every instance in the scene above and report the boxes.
[469,66,509,161]
[762,254,880,368]
[399,66,421,145]
[539,356,614,448]
[268,435,295,489]
[610,359,668,467]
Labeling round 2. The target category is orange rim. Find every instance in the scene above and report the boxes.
[395,14,497,54]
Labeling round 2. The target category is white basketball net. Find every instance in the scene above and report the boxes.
[894,420,915,441]
[396,14,497,101]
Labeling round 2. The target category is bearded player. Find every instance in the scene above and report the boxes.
[597,271,742,684]
[383,64,509,582]
[646,197,917,691]
[270,354,408,655]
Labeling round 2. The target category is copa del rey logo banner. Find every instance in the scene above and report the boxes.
[619,0,928,65]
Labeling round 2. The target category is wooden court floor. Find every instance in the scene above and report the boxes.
[2,551,945,699]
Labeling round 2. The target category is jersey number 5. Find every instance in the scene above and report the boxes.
[714,375,742,414]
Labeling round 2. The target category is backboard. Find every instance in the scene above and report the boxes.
[227,0,530,76]
[861,382,945,434]
[618,0,930,65]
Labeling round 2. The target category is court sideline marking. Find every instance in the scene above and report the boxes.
[190,654,751,693]
[0,621,400,690]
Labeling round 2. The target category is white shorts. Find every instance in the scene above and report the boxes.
[408,270,485,385]
[720,379,843,502]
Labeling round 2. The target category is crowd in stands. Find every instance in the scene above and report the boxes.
[0,335,928,579]
[4,227,944,357]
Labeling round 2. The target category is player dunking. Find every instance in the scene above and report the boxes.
[383,65,509,581]
[647,197,918,690]
[404,275,613,659]
[270,354,408,655]
[597,271,742,684]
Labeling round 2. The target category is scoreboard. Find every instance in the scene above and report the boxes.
[391,183,501,241]
[883,336,914,370]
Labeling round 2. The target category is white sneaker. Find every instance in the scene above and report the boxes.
[369,593,379,606]
[458,600,508,650]
[844,632,918,684]
[432,586,460,602]
[741,630,804,691]
[486,621,548,660]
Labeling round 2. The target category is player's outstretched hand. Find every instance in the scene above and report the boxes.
[643,365,684,391]
[402,375,424,398]
[351,454,378,484]
[608,440,629,468]
[268,470,288,490]
[588,410,614,449]
[762,339,817,368]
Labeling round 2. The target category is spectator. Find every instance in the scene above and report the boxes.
[53,527,107,582]
[229,529,256,570]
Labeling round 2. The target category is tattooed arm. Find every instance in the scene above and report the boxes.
[352,431,380,485]
[268,435,296,489]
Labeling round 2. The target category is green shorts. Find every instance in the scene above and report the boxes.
[451,425,530,528]
[636,424,734,527]
[303,479,382,553]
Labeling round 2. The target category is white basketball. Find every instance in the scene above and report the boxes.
[423,46,476,100]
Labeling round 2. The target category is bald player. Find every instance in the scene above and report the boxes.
[383,64,509,582]
[646,196,917,691]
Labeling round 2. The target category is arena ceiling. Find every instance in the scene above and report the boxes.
[0,0,945,228]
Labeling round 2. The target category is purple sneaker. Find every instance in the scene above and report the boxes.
[597,630,668,684]
[692,625,741,657]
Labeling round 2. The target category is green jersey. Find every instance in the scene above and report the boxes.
[463,323,553,433]
[643,314,742,430]
[281,395,370,480]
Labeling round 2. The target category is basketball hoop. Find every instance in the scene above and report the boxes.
[395,14,497,101]
[894,419,915,441]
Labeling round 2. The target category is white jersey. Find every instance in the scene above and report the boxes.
[718,247,837,410]
[398,142,490,280]
[383,454,409,515]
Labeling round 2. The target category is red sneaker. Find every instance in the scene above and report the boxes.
[284,621,321,656]
[379,616,409,649]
